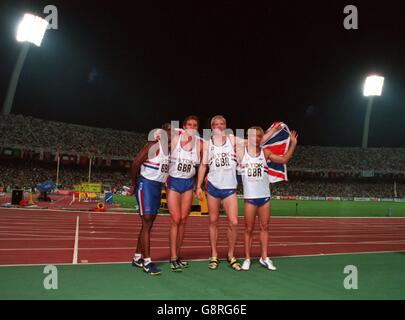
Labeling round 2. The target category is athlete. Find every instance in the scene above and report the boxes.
[166,115,202,271]
[238,126,298,271]
[196,115,279,271]
[130,123,171,275]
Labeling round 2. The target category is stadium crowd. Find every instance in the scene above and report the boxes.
[289,146,405,172]
[0,114,147,157]
[1,114,405,171]
[1,159,404,198]
[271,179,405,198]
[0,160,130,191]
[1,114,405,198]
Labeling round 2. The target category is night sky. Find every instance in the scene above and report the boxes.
[0,0,404,147]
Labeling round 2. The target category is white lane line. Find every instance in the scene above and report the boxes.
[2,207,405,218]
[4,241,404,251]
[72,216,79,264]
[1,250,405,268]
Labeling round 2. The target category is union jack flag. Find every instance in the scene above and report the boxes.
[261,122,291,183]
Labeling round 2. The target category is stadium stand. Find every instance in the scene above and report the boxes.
[0,159,130,192]
[271,179,405,198]
[289,145,405,172]
[0,114,147,157]
[1,114,404,198]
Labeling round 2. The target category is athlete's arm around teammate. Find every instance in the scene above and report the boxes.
[131,142,155,194]
[229,122,283,158]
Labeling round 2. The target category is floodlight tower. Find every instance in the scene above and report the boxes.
[362,75,384,148]
[2,13,49,115]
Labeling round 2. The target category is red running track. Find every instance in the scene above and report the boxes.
[1,208,405,265]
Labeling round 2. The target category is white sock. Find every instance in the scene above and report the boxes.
[133,253,142,261]
[143,257,152,265]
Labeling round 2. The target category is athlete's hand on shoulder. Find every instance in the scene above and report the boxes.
[290,130,298,145]
[153,129,162,141]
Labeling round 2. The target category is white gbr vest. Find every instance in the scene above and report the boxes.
[140,141,170,183]
[207,136,237,189]
[240,147,271,199]
[169,135,199,179]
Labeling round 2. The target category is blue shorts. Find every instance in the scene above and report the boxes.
[135,176,163,215]
[207,181,236,200]
[245,197,271,207]
[167,176,194,194]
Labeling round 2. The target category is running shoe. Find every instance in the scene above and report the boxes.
[143,262,162,275]
[170,259,183,272]
[241,259,251,271]
[177,257,189,268]
[132,257,144,268]
[259,257,277,271]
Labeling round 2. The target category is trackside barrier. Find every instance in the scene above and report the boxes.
[246,195,405,202]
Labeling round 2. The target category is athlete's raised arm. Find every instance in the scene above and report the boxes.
[262,122,282,144]
[264,130,298,164]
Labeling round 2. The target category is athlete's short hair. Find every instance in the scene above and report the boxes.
[210,115,226,128]
[183,115,199,128]
[161,122,171,131]
[247,126,264,137]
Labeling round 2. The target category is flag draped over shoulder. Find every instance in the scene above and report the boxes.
[261,122,291,183]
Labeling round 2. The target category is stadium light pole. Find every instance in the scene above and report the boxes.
[56,152,60,187]
[362,75,384,149]
[88,157,92,183]
[1,13,49,115]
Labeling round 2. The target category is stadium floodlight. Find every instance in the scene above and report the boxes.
[362,74,384,149]
[16,13,49,47]
[1,13,49,115]
[363,75,384,97]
